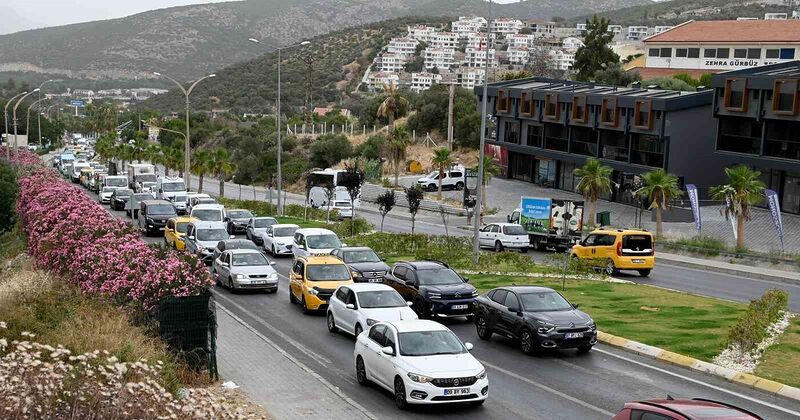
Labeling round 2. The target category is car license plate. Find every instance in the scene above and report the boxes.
[443,387,471,396]
[253,280,266,285]
[632,259,644,264]
[565,332,583,339]
[368,278,382,283]
[452,304,469,310]
[159,227,165,231]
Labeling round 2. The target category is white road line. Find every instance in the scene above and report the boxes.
[479,360,616,417]
[594,348,800,417]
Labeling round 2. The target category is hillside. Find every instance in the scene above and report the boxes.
[0,0,649,81]
[569,0,792,26]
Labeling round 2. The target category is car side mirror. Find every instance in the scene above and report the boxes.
[269,261,276,266]
[406,301,413,306]
[299,245,306,250]
[341,243,348,247]
[464,342,474,351]
[507,306,521,314]
[381,346,395,356]
[572,303,580,309]
[345,303,356,310]
[187,235,195,240]
[380,257,386,261]
[463,277,470,283]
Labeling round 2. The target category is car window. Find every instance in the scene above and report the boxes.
[347,290,358,306]
[176,221,190,234]
[583,234,598,246]
[503,225,527,235]
[368,325,386,345]
[486,290,496,300]
[416,268,462,285]
[449,171,462,178]
[306,234,341,249]
[306,264,350,281]
[274,227,298,237]
[292,260,303,274]
[335,287,348,302]
[384,328,396,350]
[254,218,277,228]
[519,292,573,312]
[398,330,466,356]
[294,233,303,245]
[393,266,407,280]
[630,411,674,420]
[595,235,617,246]
[491,289,508,304]
[623,235,653,251]
[504,292,520,309]
[232,253,269,266]
[342,249,381,263]
[357,290,406,308]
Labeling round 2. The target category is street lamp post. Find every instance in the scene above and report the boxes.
[36,80,55,148]
[154,71,215,188]
[12,89,39,157]
[249,37,310,215]
[472,0,493,264]
[26,98,49,143]
[4,91,28,159]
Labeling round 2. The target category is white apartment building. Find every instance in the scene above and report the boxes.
[576,23,587,34]
[525,19,555,37]
[410,72,443,93]
[428,32,459,49]
[765,13,788,20]
[464,46,496,68]
[490,18,523,36]
[548,49,575,71]
[467,33,488,49]
[376,53,407,73]
[368,71,400,88]
[506,33,537,48]
[506,47,530,65]
[562,37,584,52]
[424,47,456,71]
[457,70,485,89]
[652,26,672,35]
[72,89,95,98]
[452,16,487,39]
[387,37,418,58]
[627,26,650,41]
[608,25,623,35]
[407,25,437,42]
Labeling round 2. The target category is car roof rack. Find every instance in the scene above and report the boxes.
[691,399,763,419]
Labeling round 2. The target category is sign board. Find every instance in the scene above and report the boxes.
[463,168,478,207]
[519,197,552,234]
[70,100,85,107]
[2,134,28,148]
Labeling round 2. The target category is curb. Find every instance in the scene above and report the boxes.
[656,253,800,286]
[596,331,800,402]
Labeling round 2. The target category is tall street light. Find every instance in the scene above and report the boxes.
[36,80,56,148]
[154,71,215,183]
[13,89,40,156]
[26,98,49,144]
[249,37,311,215]
[472,0,493,264]
[4,91,28,159]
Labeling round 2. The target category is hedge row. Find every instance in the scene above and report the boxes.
[727,288,789,352]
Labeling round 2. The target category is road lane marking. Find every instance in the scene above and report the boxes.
[479,360,615,417]
[216,303,377,420]
[594,347,800,417]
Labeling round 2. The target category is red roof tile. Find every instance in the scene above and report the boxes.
[645,20,800,43]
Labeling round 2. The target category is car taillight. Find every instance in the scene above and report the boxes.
[616,241,622,257]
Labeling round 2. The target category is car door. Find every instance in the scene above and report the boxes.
[478,225,493,247]
[330,287,348,328]
[290,259,305,301]
[374,326,398,386]
[184,225,195,253]
[364,325,390,388]
[574,234,598,260]
[216,252,231,281]
[487,289,508,333]
[263,226,274,249]
[499,291,523,336]
[594,234,618,262]
[339,288,359,332]
[386,266,406,295]
[245,218,254,239]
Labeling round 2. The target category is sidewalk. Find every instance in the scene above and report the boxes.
[657,252,800,285]
[215,305,374,420]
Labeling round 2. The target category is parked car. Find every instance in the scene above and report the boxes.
[329,200,353,219]
[184,221,230,264]
[99,186,118,204]
[478,223,530,252]
[416,166,465,192]
[353,320,487,409]
[190,203,226,224]
[212,238,260,262]
[164,216,197,250]
[330,246,389,283]
[127,192,156,218]
[261,224,299,256]
[291,228,342,260]
[383,261,477,319]
[570,228,655,277]
[612,398,763,420]
[137,200,178,236]
[212,249,278,293]
[473,286,597,355]
[327,283,417,338]
[289,255,353,313]
[245,217,279,245]
[109,188,133,211]
[225,209,255,234]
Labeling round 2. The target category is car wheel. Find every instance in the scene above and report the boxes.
[604,260,616,276]
[327,312,338,333]
[534,238,546,251]
[428,183,436,192]
[494,241,504,252]
[577,345,593,354]
[354,323,363,338]
[520,247,529,253]
[289,289,296,304]
[394,377,408,410]
[455,181,464,191]
[476,315,493,340]
[228,277,237,293]
[356,356,369,385]
[638,269,651,277]
[301,295,310,314]
[271,245,276,256]
[213,270,221,286]
[413,299,429,319]
[520,328,536,355]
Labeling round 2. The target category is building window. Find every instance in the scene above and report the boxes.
[648,48,660,57]
[571,96,588,123]
[766,49,780,59]
[599,131,629,162]
[734,49,747,59]
[520,92,532,115]
[544,124,569,152]
[633,100,654,130]
[773,79,799,115]
[660,48,671,58]
[676,48,687,58]
[718,117,761,155]
[526,124,542,147]
[497,89,511,113]
[748,48,761,59]
[544,94,560,119]
[510,152,533,182]
[688,48,700,58]
[630,134,665,167]
[723,78,748,112]
[648,48,672,58]
[704,48,730,59]
[600,98,619,127]
[504,121,520,144]
[783,173,800,214]
[570,126,597,157]
[781,48,796,59]
[765,120,800,161]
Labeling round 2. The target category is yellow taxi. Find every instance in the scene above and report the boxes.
[164,216,197,250]
[570,228,655,277]
[289,255,353,313]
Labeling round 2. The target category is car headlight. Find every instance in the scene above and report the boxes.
[350,270,361,278]
[407,372,434,383]
[536,321,555,334]
[268,273,278,281]
[586,320,596,331]
[234,274,247,280]
[428,292,442,299]
[366,318,378,326]
[477,369,487,380]
[308,288,319,295]
[471,290,479,297]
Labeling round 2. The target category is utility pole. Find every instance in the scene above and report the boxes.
[472,0,493,265]
[4,91,28,159]
[37,80,54,149]
[447,82,455,150]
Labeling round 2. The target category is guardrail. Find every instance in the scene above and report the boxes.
[360,183,464,215]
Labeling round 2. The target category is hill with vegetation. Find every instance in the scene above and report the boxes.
[569,0,792,26]
[0,0,649,81]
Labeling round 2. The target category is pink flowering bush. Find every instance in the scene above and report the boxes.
[9,149,212,312]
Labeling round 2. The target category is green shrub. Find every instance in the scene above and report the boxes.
[666,235,728,256]
[309,134,353,168]
[0,161,18,232]
[727,289,789,352]
[355,134,386,161]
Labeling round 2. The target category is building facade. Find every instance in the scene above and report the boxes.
[490,18,523,37]
[458,70,485,89]
[376,53,407,72]
[428,32,459,49]
[525,19,556,37]
[464,46,496,68]
[387,37,418,58]
[506,47,530,65]
[424,47,456,71]
[452,16,487,39]
[411,72,443,93]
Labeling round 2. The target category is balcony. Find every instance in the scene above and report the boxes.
[718,134,760,155]
[765,139,800,161]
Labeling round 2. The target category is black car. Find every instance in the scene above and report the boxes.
[383,260,477,319]
[473,286,597,355]
[225,209,254,234]
[137,200,177,236]
[212,238,260,261]
[330,246,389,283]
[110,188,133,211]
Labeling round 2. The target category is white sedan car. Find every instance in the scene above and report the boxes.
[262,224,300,256]
[327,283,417,337]
[478,223,530,252]
[354,320,488,409]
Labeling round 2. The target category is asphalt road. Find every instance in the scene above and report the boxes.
[81,182,800,420]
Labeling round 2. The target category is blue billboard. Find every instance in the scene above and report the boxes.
[519,197,551,234]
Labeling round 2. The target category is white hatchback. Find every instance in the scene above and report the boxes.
[291,228,342,259]
[478,223,530,252]
[354,320,488,409]
[327,283,417,338]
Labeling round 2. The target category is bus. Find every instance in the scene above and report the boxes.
[307,169,360,208]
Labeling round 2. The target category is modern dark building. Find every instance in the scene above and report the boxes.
[711,62,800,214]
[477,78,725,206]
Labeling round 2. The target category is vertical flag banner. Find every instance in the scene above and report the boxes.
[726,194,738,241]
[765,189,784,249]
[686,184,701,232]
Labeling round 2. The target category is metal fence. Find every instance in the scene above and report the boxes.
[156,292,218,380]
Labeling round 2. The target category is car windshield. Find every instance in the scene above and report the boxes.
[102,186,116,193]
[519,292,573,312]
[306,234,341,249]
[115,189,132,197]
[142,182,156,189]
[424,171,439,179]
[623,235,652,250]
[273,227,297,237]
[232,253,269,266]
[343,250,380,263]
[162,182,186,192]
[105,178,126,187]
[197,229,228,241]
[148,204,176,215]
[306,264,351,281]
[175,221,190,233]
[503,225,527,235]
[255,218,277,228]
[416,268,463,285]
[196,198,216,205]
[357,290,406,308]
[398,330,465,356]
[193,209,222,221]
[228,210,253,219]
[172,194,188,202]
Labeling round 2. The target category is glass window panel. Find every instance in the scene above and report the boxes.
[766,49,780,59]
[704,48,716,58]
[780,48,795,59]
[717,48,730,58]
[747,48,761,59]
[718,117,761,155]
[688,48,700,58]
[600,131,629,162]
[734,49,747,59]
[659,48,671,58]
[675,48,687,58]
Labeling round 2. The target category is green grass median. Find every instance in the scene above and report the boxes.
[755,317,800,388]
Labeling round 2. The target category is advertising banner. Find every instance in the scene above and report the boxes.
[519,197,551,235]
[765,189,784,249]
[726,194,738,241]
[686,184,701,232]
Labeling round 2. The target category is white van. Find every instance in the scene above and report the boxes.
[291,228,342,259]
[156,177,186,201]
[190,203,226,224]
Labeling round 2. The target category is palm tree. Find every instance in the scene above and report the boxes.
[145,144,164,174]
[431,148,454,200]
[635,169,683,239]
[212,148,237,199]
[473,156,500,210]
[387,125,411,187]
[574,158,613,228]
[115,143,134,172]
[191,149,214,193]
[376,83,408,135]
[710,165,765,250]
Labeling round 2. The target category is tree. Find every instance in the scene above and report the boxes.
[635,169,683,239]
[473,155,500,209]
[431,148,454,200]
[573,16,620,81]
[212,148,236,199]
[593,62,641,87]
[0,162,18,233]
[354,134,385,160]
[525,48,561,79]
[641,77,695,92]
[501,70,532,81]
[405,184,424,236]
[710,165,765,250]
[387,125,411,187]
[191,149,214,193]
[574,158,613,228]
[376,83,409,135]
[309,133,353,168]
[323,181,336,223]
[341,161,365,236]
[376,189,396,233]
